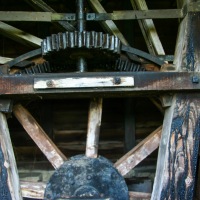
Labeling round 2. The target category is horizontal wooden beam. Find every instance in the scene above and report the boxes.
[115,126,162,176]
[20,181,151,199]
[0,72,200,98]
[24,0,75,31]
[0,10,183,22]
[13,104,67,169]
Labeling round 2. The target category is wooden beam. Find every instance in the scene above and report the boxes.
[88,0,129,45]
[0,112,23,200]
[0,21,42,47]
[13,104,67,169]
[129,191,151,199]
[115,126,162,176]
[151,10,200,199]
[24,0,75,31]
[86,98,103,158]
[20,181,45,199]
[0,56,13,64]
[130,0,165,55]
[20,181,151,200]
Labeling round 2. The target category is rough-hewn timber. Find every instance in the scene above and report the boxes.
[151,11,200,200]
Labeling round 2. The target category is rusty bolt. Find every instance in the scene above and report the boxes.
[113,77,121,85]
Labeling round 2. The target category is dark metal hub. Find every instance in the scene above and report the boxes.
[44,155,129,200]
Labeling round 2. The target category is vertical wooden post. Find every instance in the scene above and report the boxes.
[151,9,200,200]
[86,98,103,158]
[124,98,136,152]
[0,112,22,200]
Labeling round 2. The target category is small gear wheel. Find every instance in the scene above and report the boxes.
[41,31,121,68]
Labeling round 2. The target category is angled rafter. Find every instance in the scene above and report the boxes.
[88,0,129,45]
[13,104,67,169]
[130,0,165,55]
[0,21,42,47]
[115,126,162,176]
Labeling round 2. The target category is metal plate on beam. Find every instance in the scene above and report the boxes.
[34,77,134,89]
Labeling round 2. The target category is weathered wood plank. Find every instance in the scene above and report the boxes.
[24,0,75,31]
[151,12,200,200]
[13,104,67,169]
[115,126,162,176]
[86,98,103,158]
[20,181,45,199]
[34,76,135,89]
[129,191,151,200]
[0,21,42,47]
[130,0,165,55]
[0,112,23,200]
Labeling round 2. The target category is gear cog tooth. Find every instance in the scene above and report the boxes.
[109,35,115,51]
[86,31,90,48]
[41,39,47,55]
[69,32,75,48]
[78,32,82,48]
[103,34,109,49]
[82,31,87,47]
[46,36,52,52]
[51,34,58,51]
[74,31,78,47]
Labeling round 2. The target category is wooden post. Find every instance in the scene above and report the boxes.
[0,112,22,200]
[13,104,67,169]
[151,9,200,200]
[124,98,136,152]
[85,98,103,158]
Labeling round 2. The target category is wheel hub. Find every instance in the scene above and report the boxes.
[44,155,129,200]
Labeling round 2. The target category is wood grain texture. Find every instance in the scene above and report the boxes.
[13,104,67,169]
[115,126,162,176]
[86,98,103,158]
[152,12,200,200]
[0,112,22,200]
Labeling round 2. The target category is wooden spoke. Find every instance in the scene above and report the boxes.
[85,98,103,158]
[0,112,23,199]
[0,56,13,64]
[115,126,162,176]
[13,104,67,169]
[0,22,41,47]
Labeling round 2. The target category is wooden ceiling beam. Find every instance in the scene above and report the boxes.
[0,21,42,47]
[130,0,165,55]
[24,0,75,31]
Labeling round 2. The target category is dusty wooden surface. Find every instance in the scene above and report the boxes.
[13,104,67,169]
[152,12,200,200]
[0,112,22,200]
